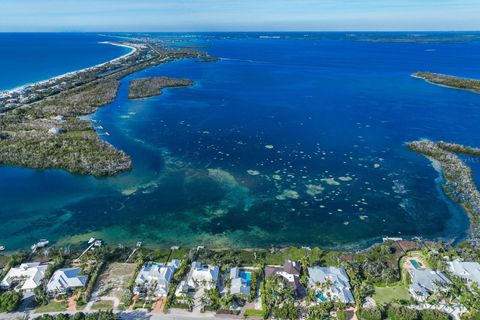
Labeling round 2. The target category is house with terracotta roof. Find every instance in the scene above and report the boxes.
[265,260,306,299]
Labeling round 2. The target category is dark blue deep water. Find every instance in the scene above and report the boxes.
[1,32,480,250]
[0,33,130,90]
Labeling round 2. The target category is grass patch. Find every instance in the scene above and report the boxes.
[265,247,306,265]
[373,285,410,305]
[244,309,264,317]
[168,248,191,261]
[91,300,114,310]
[35,301,66,313]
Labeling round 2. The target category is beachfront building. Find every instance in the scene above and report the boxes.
[307,266,355,303]
[229,267,251,296]
[0,262,48,293]
[448,260,480,287]
[133,260,181,298]
[408,268,450,302]
[188,262,219,289]
[265,260,306,299]
[46,268,88,295]
[176,261,219,296]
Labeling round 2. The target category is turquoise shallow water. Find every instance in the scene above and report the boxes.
[1,32,480,250]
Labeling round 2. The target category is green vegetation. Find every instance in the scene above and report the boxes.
[35,300,67,313]
[244,309,264,317]
[373,284,411,305]
[263,277,299,320]
[407,140,480,226]
[0,254,24,281]
[0,240,478,319]
[35,256,65,306]
[0,40,214,176]
[413,72,480,93]
[128,77,193,99]
[358,305,451,320]
[90,300,114,310]
[35,310,116,320]
[0,290,22,313]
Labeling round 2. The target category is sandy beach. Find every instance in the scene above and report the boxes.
[1,41,138,94]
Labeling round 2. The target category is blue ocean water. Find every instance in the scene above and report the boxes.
[1,32,480,250]
[0,33,130,90]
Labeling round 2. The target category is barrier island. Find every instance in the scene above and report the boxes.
[0,39,215,176]
[412,72,480,94]
[407,140,480,230]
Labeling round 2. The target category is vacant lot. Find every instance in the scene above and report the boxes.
[373,285,411,305]
[36,300,66,313]
[91,300,115,310]
[95,262,136,300]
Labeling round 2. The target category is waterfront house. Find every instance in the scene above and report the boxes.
[133,260,181,298]
[175,261,219,297]
[447,260,480,286]
[307,266,354,303]
[265,260,306,299]
[188,262,219,289]
[229,267,251,296]
[46,268,88,295]
[0,262,48,293]
[408,268,450,302]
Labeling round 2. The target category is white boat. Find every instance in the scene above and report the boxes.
[0,246,5,251]
[37,239,49,247]
[31,239,49,250]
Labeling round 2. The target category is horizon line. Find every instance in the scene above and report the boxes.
[1,30,480,33]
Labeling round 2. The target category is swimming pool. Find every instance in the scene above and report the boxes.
[410,259,422,269]
[240,271,252,285]
[316,292,328,302]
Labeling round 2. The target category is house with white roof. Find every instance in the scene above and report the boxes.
[175,262,219,297]
[308,266,355,303]
[134,260,181,297]
[408,268,450,302]
[187,262,219,289]
[230,267,251,296]
[46,268,88,295]
[448,260,480,287]
[0,262,48,293]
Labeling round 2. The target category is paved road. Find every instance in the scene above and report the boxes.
[1,309,237,320]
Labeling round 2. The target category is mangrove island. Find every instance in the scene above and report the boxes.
[0,38,215,176]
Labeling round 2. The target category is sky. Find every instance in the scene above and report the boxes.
[1,0,480,32]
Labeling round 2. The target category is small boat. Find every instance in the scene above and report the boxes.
[37,239,49,247]
[0,246,5,251]
[31,239,49,250]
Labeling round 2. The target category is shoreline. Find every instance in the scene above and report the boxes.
[0,37,213,176]
[407,140,480,238]
[1,41,137,94]
[411,72,480,94]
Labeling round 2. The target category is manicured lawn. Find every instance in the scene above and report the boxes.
[373,285,411,305]
[36,301,66,313]
[91,300,114,310]
[244,309,264,317]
